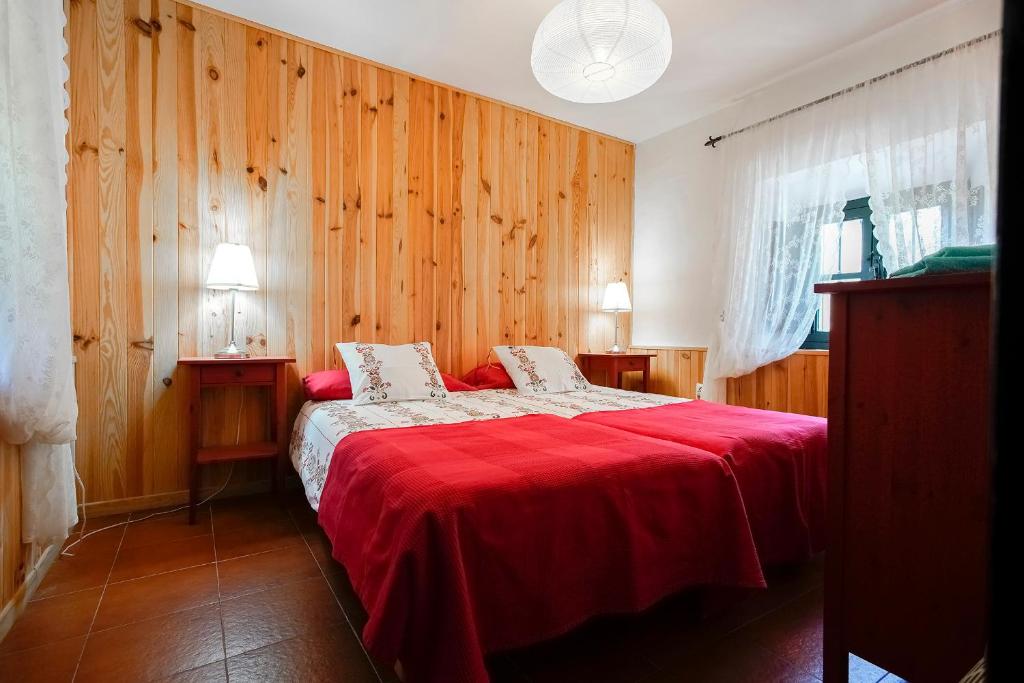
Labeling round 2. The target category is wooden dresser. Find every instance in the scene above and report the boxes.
[816,273,991,682]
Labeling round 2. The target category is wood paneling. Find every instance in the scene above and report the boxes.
[1,442,26,616]
[0,441,49,642]
[726,351,829,417]
[627,347,828,417]
[66,0,634,507]
[624,347,707,399]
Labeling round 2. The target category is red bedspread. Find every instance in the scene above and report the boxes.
[576,401,827,566]
[317,414,764,683]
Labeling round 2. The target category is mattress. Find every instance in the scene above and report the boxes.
[289,386,685,510]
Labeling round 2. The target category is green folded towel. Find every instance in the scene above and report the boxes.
[889,244,995,278]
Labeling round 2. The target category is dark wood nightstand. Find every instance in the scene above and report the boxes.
[578,352,656,392]
[179,356,295,523]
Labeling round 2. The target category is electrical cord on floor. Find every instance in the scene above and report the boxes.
[62,393,246,557]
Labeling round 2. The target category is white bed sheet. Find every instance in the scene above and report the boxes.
[289,386,686,510]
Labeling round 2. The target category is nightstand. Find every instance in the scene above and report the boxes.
[179,356,295,524]
[578,352,656,392]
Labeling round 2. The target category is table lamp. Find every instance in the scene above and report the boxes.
[206,242,259,359]
[602,281,632,353]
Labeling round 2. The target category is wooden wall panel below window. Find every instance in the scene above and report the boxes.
[66,0,635,508]
[0,441,25,620]
[726,351,829,418]
[626,347,828,417]
[0,441,50,643]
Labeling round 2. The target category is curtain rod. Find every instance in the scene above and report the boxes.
[703,29,1001,149]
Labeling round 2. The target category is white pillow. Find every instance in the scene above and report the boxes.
[492,345,591,394]
[336,342,448,405]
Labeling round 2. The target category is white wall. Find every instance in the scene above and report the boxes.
[631,0,1002,348]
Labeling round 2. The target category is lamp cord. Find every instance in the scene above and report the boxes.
[62,391,245,556]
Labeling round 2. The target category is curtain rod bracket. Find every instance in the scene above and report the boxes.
[704,135,723,149]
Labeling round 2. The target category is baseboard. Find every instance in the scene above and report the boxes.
[0,541,61,645]
[81,479,278,517]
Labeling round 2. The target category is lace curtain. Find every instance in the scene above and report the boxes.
[703,98,862,400]
[864,36,1000,272]
[704,33,999,398]
[0,1,78,544]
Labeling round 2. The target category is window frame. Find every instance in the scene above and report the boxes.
[802,197,883,350]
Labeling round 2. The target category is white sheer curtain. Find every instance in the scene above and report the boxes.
[865,36,1000,272]
[703,98,863,401]
[0,0,78,544]
[704,33,999,400]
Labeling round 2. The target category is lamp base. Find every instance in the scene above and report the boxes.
[606,343,623,353]
[214,341,249,359]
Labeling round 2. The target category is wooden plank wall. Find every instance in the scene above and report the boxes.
[726,351,829,417]
[623,347,707,399]
[0,442,24,617]
[66,0,634,508]
[0,441,43,633]
[625,347,828,417]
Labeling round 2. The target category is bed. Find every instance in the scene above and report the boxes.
[574,401,828,565]
[290,388,766,683]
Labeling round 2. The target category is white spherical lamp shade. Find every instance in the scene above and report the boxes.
[531,0,672,104]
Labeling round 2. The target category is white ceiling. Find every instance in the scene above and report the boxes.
[195,0,950,142]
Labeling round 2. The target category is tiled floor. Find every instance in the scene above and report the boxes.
[1,492,903,682]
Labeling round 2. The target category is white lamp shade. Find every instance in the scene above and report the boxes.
[206,243,259,291]
[531,0,672,104]
[602,281,632,312]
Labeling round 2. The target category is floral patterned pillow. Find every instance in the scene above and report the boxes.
[336,342,449,405]
[492,346,591,394]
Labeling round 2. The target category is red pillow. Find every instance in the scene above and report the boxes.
[441,373,478,392]
[303,369,476,400]
[303,369,353,400]
[460,362,515,390]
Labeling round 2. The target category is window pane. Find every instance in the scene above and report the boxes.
[839,219,863,273]
[916,206,942,258]
[887,206,943,263]
[818,293,831,332]
[820,222,840,276]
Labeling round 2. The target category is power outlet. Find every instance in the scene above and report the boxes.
[695,383,704,400]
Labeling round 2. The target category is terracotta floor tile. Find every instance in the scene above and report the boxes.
[34,532,122,601]
[217,546,321,600]
[285,498,319,533]
[121,507,212,550]
[76,605,224,683]
[650,634,812,683]
[220,575,346,657]
[304,528,369,624]
[70,513,132,536]
[92,563,219,631]
[512,621,660,683]
[225,623,378,683]
[158,659,228,682]
[1,494,857,683]
[211,493,292,533]
[109,533,215,583]
[0,587,101,654]
[213,515,303,561]
[0,635,85,683]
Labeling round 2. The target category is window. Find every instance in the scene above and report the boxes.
[802,197,883,349]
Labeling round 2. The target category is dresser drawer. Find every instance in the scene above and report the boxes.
[616,356,647,371]
[200,363,275,385]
